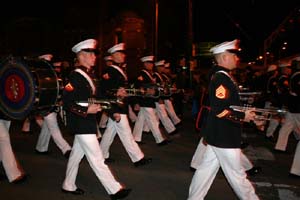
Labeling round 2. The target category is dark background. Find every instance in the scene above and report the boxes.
[0,0,299,63]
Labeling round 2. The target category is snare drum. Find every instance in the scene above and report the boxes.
[0,56,61,120]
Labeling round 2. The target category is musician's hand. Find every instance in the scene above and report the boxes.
[253,119,265,126]
[158,99,164,104]
[202,139,208,146]
[244,109,256,122]
[134,104,140,112]
[146,88,156,96]
[87,104,102,114]
[113,113,121,122]
[116,87,127,98]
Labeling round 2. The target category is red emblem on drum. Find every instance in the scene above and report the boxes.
[5,75,25,102]
[65,83,74,92]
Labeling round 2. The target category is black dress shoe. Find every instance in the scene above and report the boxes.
[105,157,115,164]
[64,150,71,159]
[157,140,169,146]
[61,188,85,195]
[273,149,290,154]
[169,129,179,136]
[134,157,152,167]
[136,141,146,145]
[110,188,132,200]
[289,173,300,178]
[175,122,182,128]
[246,166,262,176]
[35,150,49,155]
[11,174,27,184]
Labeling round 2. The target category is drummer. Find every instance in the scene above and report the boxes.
[33,54,72,158]
[22,54,71,158]
[0,111,27,183]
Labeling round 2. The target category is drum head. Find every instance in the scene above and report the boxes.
[0,57,35,119]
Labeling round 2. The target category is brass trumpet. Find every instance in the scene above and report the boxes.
[157,87,184,96]
[76,98,124,109]
[238,92,262,96]
[109,88,160,98]
[239,92,262,103]
[230,105,287,121]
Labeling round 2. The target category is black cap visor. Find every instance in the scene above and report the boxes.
[227,49,240,55]
[81,48,100,54]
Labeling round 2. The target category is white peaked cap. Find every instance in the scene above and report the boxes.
[104,56,113,61]
[140,55,154,62]
[210,39,240,54]
[38,54,53,61]
[107,43,125,54]
[155,60,165,66]
[72,39,98,53]
[267,64,278,72]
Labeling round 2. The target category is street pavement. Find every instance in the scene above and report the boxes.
[1,106,300,200]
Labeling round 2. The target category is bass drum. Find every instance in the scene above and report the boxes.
[0,56,60,120]
[290,71,300,96]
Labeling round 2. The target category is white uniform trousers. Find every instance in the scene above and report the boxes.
[62,134,122,194]
[133,107,165,143]
[100,114,144,162]
[36,112,71,154]
[188,145,259,200]
[266,118,280,137]
[22,116,44,132]
[0,120,25,182]
[155,102,176,133]
[99,112,108,129]
[21,117,31,132]
[275,112,300,151]
[128,105,137,123]
[164,99,181,125]
[290,140,300,176]
[190,138,253,171]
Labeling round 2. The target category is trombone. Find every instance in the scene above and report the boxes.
[76,98,124,109]
[229,105,287,121]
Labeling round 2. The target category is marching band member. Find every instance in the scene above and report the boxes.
[99,43,152,167]
[98,56,113,131]
[187,39,259,200]
[286,65,300,177]
[161,62,182,126]
[265,65,291,141]
[0,112,27,183]
[61,39,131,199]
[34,54,72,158]
[274,66,300,153]
[153,59,178,136]
[132,55,169,146]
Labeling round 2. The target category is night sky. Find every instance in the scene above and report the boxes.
[0,0,299,62]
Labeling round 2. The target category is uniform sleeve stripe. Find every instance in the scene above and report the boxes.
[216,109,229,118]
